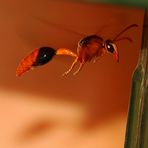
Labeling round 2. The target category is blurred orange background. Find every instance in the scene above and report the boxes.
[0,0,144,148]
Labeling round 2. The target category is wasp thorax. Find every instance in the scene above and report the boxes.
[79,35,103,47]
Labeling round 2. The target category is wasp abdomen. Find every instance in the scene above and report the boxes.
[16,47,56,77]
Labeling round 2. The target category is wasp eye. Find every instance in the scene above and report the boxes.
[105,40,115,53]
[106,44,114,53]
[105,40,119,62]
[33,47,56,66]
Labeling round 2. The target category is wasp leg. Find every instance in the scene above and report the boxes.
[62,57,78,76]
[73,62,85,75]
[93,49,106,63]
[93,56,101,63]
[93,55,104,63]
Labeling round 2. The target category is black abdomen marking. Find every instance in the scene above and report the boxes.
[33,47,56,66]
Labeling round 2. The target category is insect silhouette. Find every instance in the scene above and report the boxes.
[16,24,138,77]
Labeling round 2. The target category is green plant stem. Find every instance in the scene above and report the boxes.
[124,9,148,148]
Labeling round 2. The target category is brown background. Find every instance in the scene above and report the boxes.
[0,0,144,148]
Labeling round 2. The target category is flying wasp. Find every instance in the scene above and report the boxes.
[16,24,138,77]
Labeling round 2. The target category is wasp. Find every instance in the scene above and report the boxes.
[16,24,138,77]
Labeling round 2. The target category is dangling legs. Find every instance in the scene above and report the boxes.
[73,61,85,75]
[93,56,101,63]
[62,57,78,76]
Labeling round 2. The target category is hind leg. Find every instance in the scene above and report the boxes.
[62,57,78,76]
[73,61,85,75]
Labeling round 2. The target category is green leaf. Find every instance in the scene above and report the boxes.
[124,9,148,148]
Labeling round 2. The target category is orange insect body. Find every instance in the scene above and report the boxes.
[62,24,137,75]
[78,36,104,62]
[16,24,138,77]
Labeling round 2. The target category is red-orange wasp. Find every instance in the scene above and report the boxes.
[16,24,138,77]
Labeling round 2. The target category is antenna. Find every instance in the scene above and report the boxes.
[113,24,138,42]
